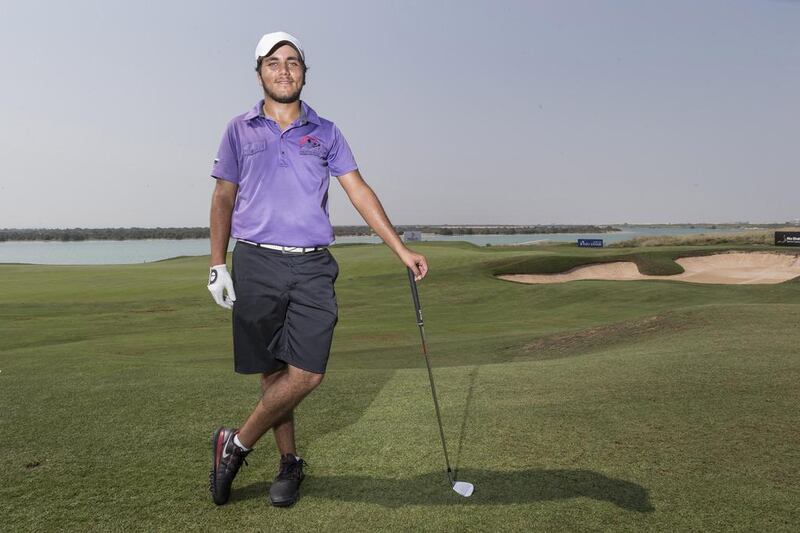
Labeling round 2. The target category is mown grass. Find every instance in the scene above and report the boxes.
[1,242,799,531]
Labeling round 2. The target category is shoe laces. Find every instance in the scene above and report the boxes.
[234,449,249,468]
[277,455,307,481]
[226,437,250,468]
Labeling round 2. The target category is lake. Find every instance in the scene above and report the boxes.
[0,227,755,265]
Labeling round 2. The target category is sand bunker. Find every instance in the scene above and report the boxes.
[499,252,800,285]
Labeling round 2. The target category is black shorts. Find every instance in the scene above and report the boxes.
[231,241,339,375]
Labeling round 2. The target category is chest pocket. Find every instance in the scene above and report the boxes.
[242,141,266,156]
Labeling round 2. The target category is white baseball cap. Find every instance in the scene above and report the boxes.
[254,31,305,61]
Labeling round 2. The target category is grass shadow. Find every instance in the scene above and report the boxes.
[453,365,479,478]
[235,469,654,512]
[297,369,397,445]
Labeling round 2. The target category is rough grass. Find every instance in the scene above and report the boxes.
[1,242,799,531]
[486,247,685,276]
[612,227,800,247]
[488,244,800,277]
[515,311,693,360]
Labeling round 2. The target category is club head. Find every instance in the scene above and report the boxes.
[452,481,474,497]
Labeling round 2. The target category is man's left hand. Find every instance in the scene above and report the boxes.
[401,249,428,281]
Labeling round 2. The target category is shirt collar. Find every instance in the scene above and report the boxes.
[244,100,321,126]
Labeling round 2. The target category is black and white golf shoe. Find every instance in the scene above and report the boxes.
[209,427,250,506]
[268,454,306,507]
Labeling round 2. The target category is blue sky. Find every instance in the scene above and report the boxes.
[1,0,798,227]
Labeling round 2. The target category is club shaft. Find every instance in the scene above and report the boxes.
[408,268,454,485]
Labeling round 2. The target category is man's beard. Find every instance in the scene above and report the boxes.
[262,80,303,104]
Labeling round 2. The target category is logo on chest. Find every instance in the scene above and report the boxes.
[299,135,326,157]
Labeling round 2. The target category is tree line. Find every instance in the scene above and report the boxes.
[0,225,621,242]
[430,225,620,235]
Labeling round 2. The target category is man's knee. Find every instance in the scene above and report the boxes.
[288,366,324,391]
[261,368,286,392]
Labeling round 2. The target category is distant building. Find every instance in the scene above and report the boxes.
[403,231,422,242]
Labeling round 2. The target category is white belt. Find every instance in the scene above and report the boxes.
[238,239,326,254]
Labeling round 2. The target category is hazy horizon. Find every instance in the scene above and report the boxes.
[3,220,799,231]
[1,1,798,228]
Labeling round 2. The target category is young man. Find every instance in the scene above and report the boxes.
[207,31,428,507]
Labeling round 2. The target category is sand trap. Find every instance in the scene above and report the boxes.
[499,252,800,285]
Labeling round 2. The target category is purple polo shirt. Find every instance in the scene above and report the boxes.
[211,100,358,246]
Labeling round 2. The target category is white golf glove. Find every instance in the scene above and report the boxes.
[207,264,236,310]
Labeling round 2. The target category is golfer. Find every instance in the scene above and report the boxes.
[207,32,428,507]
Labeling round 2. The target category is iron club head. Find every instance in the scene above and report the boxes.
[452,481,474,497]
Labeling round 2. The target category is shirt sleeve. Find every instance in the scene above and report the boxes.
[327,125,358,177]
[211,121,240,183]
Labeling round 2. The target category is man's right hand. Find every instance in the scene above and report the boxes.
[400,248,429,281]
[208,264,236,310]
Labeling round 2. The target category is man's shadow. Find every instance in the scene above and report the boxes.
[235,468,654,511]
[235,364,653,512]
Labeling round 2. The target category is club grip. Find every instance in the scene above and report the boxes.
[407,267,423,324]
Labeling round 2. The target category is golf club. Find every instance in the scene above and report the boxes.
[407,267,475,498]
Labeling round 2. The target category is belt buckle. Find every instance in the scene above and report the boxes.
[281,245,307,254]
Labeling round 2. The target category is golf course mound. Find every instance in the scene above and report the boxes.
[498,252,800,285]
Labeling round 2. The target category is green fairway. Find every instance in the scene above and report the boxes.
[1,242,798,531]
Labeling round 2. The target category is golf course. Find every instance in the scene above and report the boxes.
[2,241,798,531]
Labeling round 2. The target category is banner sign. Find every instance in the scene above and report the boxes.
[403,231,422,242]
[775,231,800,247]
[578,239,604,248]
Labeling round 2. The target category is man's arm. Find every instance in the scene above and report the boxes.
[207,179,239,309]
[209,179,239,266]
[337,170,428,280]
[209,179,238,266]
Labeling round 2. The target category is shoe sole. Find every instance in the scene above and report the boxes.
[269,477,303,508]
[209,427,230,506]
[269,492,300,507]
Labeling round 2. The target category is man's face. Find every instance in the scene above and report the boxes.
[257,44,305,104]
